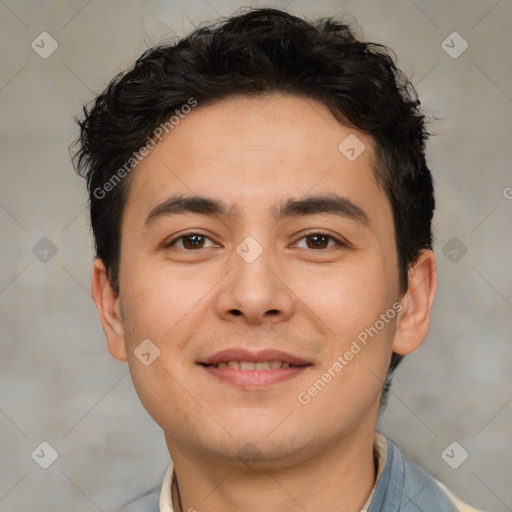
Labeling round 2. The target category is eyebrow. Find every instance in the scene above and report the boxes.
[143,193,369,229]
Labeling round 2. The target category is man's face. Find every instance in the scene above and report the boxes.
[114,94,402,467]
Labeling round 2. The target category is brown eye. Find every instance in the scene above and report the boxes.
[306,234,329,249]
[168,233,215,250]
[295,233,343,250]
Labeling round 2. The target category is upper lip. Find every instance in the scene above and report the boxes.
[199,348,311,366]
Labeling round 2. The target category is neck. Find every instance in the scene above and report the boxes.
[167,428,377,512]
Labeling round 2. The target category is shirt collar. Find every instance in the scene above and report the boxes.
[159,432,388,512]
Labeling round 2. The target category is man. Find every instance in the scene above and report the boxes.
[73,7,482,512]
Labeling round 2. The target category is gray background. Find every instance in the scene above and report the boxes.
[1,0,511,510]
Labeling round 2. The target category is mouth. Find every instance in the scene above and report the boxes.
[198,349,312,389]
[201,360,306,370]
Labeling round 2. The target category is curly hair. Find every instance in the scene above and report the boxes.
[72,7,434,407]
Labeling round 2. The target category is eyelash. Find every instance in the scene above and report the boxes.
[166,231,347,250]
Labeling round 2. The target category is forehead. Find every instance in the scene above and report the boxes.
[123,93,390,229]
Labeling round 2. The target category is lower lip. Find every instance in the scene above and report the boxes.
[201,365,309,389]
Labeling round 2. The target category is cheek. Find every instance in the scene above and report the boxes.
[127,360,197,435]
[292,262,395,341]
[120,256,204,341]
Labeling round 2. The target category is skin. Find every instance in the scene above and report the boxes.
[92,93,437,512]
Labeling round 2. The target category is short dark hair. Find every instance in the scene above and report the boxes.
[72,7,434,407]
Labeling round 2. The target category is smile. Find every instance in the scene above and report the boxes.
[205,360,303,370]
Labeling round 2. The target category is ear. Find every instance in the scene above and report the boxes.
[91,258,128,362]
[393,250,437,355]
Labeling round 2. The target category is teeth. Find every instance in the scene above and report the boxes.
[214,361,296,370]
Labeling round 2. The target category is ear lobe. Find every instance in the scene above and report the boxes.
[392,250,437,355]
[91,258,128,362]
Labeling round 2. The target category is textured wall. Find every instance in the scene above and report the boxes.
[0,1,511,511]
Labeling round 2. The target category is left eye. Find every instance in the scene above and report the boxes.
[294,233,342,249]
[167,232,342,250]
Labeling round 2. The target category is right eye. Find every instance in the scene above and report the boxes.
[165,232,218,250]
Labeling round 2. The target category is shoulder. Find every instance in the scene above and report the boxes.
[388,438,486,512]
[369,435,486,512]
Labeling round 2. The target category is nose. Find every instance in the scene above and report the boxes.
[215,241,295,325]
